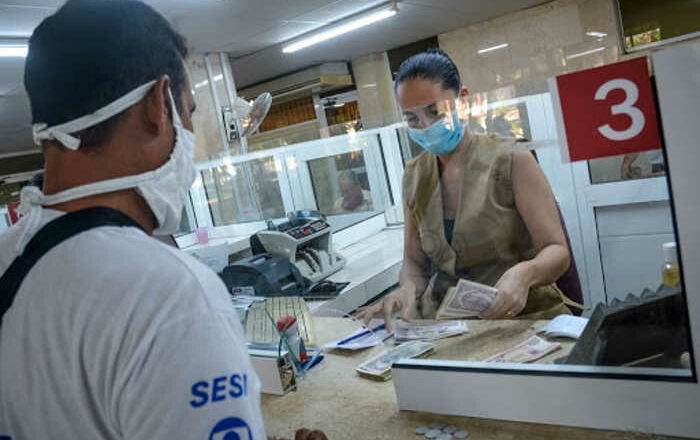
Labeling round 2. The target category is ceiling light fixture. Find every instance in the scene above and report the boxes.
[566,46,605,60]
[586,31,608,38]
[477,43,509,54]
[282,3,398,54]
[0,44,28,58]
[194,74,224,89]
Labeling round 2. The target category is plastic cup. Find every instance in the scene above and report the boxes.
[195,227,209,245]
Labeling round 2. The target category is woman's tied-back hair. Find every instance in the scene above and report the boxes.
[394,48,461,94]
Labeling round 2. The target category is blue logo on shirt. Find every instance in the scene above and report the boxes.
[190,374,248,408]
[209,416,252,440]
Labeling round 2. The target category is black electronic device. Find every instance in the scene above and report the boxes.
[220,253,306,297]
[251,211,346,284]
[560,285,689,367]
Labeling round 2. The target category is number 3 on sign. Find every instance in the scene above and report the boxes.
[595,79,645,141]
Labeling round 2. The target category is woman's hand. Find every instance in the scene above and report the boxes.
[355,285,416,332]
[480,264,533,319]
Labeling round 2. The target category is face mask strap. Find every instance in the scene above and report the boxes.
[32,80,158,150]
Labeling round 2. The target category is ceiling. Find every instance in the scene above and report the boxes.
[0,0,548,156]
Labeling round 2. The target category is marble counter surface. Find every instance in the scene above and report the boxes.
[261,317,680,440]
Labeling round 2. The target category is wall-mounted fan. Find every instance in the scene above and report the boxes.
[222,92,272,141]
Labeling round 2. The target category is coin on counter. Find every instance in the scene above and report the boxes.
[453,430,469,439]
[443,426,457,434]
[415,426,429,435]
[425,429,442,439]
[430,422,447,430]
[436,435,453,440]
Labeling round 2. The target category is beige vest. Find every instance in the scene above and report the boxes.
[403,133,573,319]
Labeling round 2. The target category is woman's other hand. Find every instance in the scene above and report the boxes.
[480,264,532,319]
[355,284,416,332]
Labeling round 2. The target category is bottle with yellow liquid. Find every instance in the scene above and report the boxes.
[662,242,680,287]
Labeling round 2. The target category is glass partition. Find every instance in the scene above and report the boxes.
[190,125,395,237]
[589,149,666,184]
[308,151,374,215]
[382,85,693,380]
[201,156,286,226]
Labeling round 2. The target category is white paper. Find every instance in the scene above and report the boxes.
[323,327,393,350]
[231,294,266,312]
[540,315,589,339]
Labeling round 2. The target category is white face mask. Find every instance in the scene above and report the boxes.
[19,80,197,236]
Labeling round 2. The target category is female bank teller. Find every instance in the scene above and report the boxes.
[357,49,581,330]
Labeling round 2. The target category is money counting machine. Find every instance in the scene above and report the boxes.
[221,211,347,298]
[252,211,346,284]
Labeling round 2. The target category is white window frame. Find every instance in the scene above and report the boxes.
[180,126,402,250]
[392,43,700,438]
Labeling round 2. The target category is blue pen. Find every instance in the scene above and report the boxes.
[337,323,386,346]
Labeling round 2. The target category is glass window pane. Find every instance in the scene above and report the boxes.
[588,149,666,184]
[189,56,226,162]
[619,0,700,51]
[308,150,374,216]
[386,80,691,378]
[201,157,285,225]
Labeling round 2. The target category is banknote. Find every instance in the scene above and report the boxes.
[484,335,560,363]
[394,320,468,342]
[356,341,434,379]
[435,279,498,320]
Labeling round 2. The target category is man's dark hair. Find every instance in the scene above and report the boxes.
[24,0,189,148]
[394,48,461,94]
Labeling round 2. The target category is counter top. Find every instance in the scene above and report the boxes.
[260,317,680,440]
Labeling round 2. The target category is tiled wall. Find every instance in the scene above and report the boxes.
[438,0,621,96]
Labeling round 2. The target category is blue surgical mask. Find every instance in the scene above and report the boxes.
[408,111,465,156]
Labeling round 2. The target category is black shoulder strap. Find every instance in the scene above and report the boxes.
[0,207,144,322]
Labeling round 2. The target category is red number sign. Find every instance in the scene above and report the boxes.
[553,57,662,162]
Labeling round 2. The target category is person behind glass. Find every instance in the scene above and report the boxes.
[333,170,373,213]
[357,49,580,330]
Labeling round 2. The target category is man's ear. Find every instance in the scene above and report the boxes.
[460,86,469,97]
[145,75,171,135]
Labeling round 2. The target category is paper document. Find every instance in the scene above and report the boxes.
[435,279,498,320]
[484,336,560,363]
[356,341,435,380]
[539,315,589,339]
[231,294,265,309]
[394,320,468,342]
[324,326,392,350]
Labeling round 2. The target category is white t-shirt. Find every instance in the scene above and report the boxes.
[0,208,265,440]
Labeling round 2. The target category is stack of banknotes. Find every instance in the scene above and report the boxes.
[436,279,499,320]
[394,320,468,343]
[356,341,435,380]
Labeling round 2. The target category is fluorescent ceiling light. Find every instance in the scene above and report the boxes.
[283,4,397,53]
[194,74,224,89]
[477,43,509,54]
[0,45,28,58]
[566,46,605,60]
[586,31,608,38]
